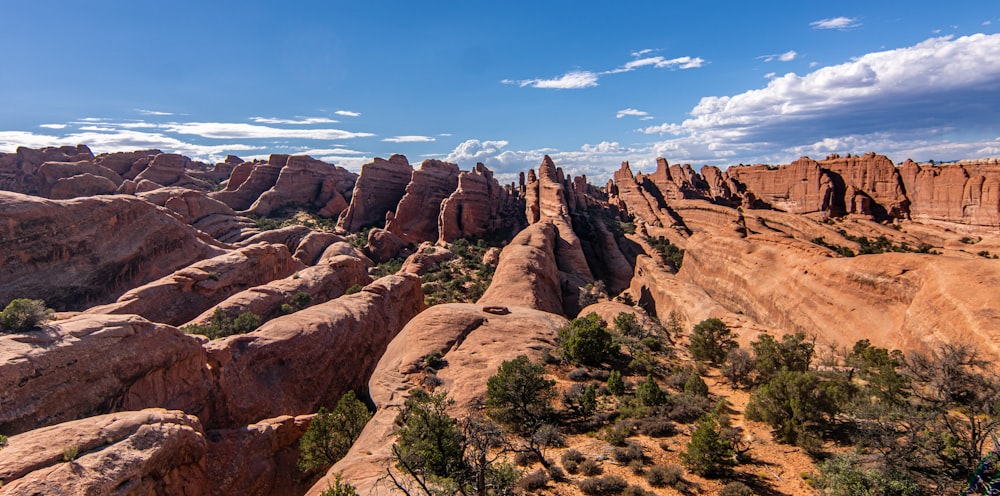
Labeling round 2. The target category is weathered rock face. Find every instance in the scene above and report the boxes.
[901,159,1000,232]
[246,155,357,218]
[338,154,413,232]
[205,414,314,496]
[400,244,454,275]
[0,192,223,310]
[211,155,287,211]
[0,314,212,435]
[134,153,207,190]
[203,274,424,429]
[186,241,372,326]
[365,227,407,263]
[138,187,238,224]
[312,303,566,495]
[479,222,562,314]
[86,242,304,326]
[94,150,161,179]
[725,158,835,215]
[0,409,208,495]
[820,152,909,218]
[34,160,122,198]
[438,162,525,243]
[386,159,460,244]
[0,145,95,195]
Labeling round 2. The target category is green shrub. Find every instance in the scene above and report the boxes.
[559,313,617,366]
[645,463,683,487]
[817,453,919,496]
[486,355,555,436]
[745,369,847,448]
[684,373,709,397]
[394,389,464,479]
[613,312,643,338]
[688,318,737,365]
[182,307,261,339]
[320,474,360,496]
[607,370,625,396]
[751,332,814,383]
[298,391,372,473]
[0,298,53,332]
[646,236,684,270]
[63,445,79,462]
[679,415,735,478]
[345,283,363,295]
[0,434,7,448]
[635,374,667,407]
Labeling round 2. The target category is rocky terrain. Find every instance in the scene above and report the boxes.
[1,145,999,495]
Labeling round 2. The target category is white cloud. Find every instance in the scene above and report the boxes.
[382,135,436,143]
[162,122,374,140]
[250,116,339,125]
[615,55,704,72]
[810,17,862,30]
[335,110,361,117]
[39,124,67,129]
[640,116,654,121]
[298,147,366,156]
[631,49,654,57]
[759,50,797,63]
[509,71,600,89]
[616,108,650,119]
[0,129,263,163]
[636,33,1000,167]
[764,72,777,79]
[135,109,173,116]
[439,133,452,137]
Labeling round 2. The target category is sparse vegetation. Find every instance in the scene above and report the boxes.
[558,313,618,366]
[319,474,360,496]
[181,307,261,339]
[688,318,737,365]
[62,445,79,462]
[0,298,53,332]
[420,238,499,306]
[680,415,735,478]
[298,391,372,473]
[645,236,684,270]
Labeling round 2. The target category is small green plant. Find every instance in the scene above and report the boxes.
[298,391,373,473]
[320,474,360,496]
[63,445,79,462]
[182,307,261,339]
[680,415,735,478]
[345,283,363,295]
[0,434,8,449]
[607,370,625,396]
[646,236,684,270]
[688,318,737,365]
[636,374,667,407]
[0,298,54,332]
[558,313,618,366]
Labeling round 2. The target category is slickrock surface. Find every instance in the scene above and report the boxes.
[203,274,424,428]
[0,409,208,495]
[0,314,211,435]
[385,159,459,244]
[338,154,413,232]
[212,155,287,211]
[133,153,207,190]
[901,158,1000,232]
[246,155,357,218]
[205,414,314,496]
[311,303,566,496]
[86,242,304,326]
[0,191,223,310]
[478,222,563,314]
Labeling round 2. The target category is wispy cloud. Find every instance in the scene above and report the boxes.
[39,124,67,129]
[439,133,452,137]
[135,109,174,116]
[810,17,862,30]
[764,72,777,79]
[250,116,339,125]
[162,122,374,140]
[616,108,650,119]
[298,147,366,156]
[382,135,436,143]
[758,50,798,62]
[503,50,704,89]
[0,129,263,163]
[334,110,361,117]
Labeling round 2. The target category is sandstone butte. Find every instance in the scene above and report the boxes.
[0,145,999,494]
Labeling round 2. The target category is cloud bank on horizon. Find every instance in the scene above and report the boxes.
[1,4,998,184]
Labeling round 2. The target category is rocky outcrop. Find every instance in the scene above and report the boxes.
[138,187,238,224]
[0,409,208,495]
[438,162,524,243]
[95,150,161,179]
[246,155,357,218]
[0,192,223,310]
[203,274,424,428]
[235,225,345,265]
[205,414,314,496]
[86,242,304,326]
[478,222,562,314]
[34,160,122,198]
[212,156,286,211]
[365,227,407,263]
[820,152,909,218]
[400,244,454,275]
[134,153,207,190]
[725,158,835,215]
[186,241,371,325]
[0,314,211,435]
[386,160,460,244]
[900,159,1000,233]
[311,303,566,495]
[0,145,95,195]
[338,155,413,232]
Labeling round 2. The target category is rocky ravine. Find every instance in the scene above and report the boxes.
[0,146,999,494]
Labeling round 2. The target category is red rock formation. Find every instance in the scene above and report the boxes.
[338,154,413,232]
[901,159,1000,232]
[133,153,208,190]
[478,222,562,314]
[0,145,95,195]
[211,155,287,211]
[725,157,835,215]
[86,242,303,326]
[203,274,424,428]
[34,160,122,198]
[438,162,523,243]
[0,409,208,495]
[93,150,161,179]
[400,245,454,275]
[385,159,460,243]
[819,152,908,218]
[365,227,407,263]
[0,314,212,435]
[137,187,261,245]
[246,155,357,218]
[0,191,223,310]
[312,303,566,495]
[205,414,314,496]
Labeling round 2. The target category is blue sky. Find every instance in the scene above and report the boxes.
[1,1,999,183]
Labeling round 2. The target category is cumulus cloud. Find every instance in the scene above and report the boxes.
[0,129,263,163]
[616,108,650,119]
[162,122,374,140]
[637,33,1000,167]
[335,110,361,117]
[810,17,862,30]
[250,116,339,125]
[382,135,436,143]
[503,50,704,89]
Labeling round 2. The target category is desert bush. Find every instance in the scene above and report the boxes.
[578,474,628,495]
[635,416,677,437]
[486,355,555,437]
[684,372,709,397]
[561,448,586,466]
[636,374,667,407]
[745,369,847,448]
[568,368,591,381]
[603,420,634,446]
[640,336,662,352]
[0,298,53,332]
[532,423,565,448]
[182,307,260,339]
[613,312,643,338]
[298,391,372,472]
[579,458,602,476]
[319,474,359,496]
[718,481,755,496]
[548,464,566,481]
[680,415,736,478]
[668,392,712,423]
[514,450,540,467]
[612,441,644,463]
[688,318,737,365]
[722,347,755,389]
[607,370,625,396]
[559,313,618,366]
[645,463,683,487]
[515,469,549,492]
[752,332,814,383]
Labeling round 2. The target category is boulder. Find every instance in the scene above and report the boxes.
[0,314,211,435]
[478,222,562,314]
[0,145,95,194]
[95,150,161,179]
[0,409,207,495]
[365,227,407,263]
[34,160,122,198]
